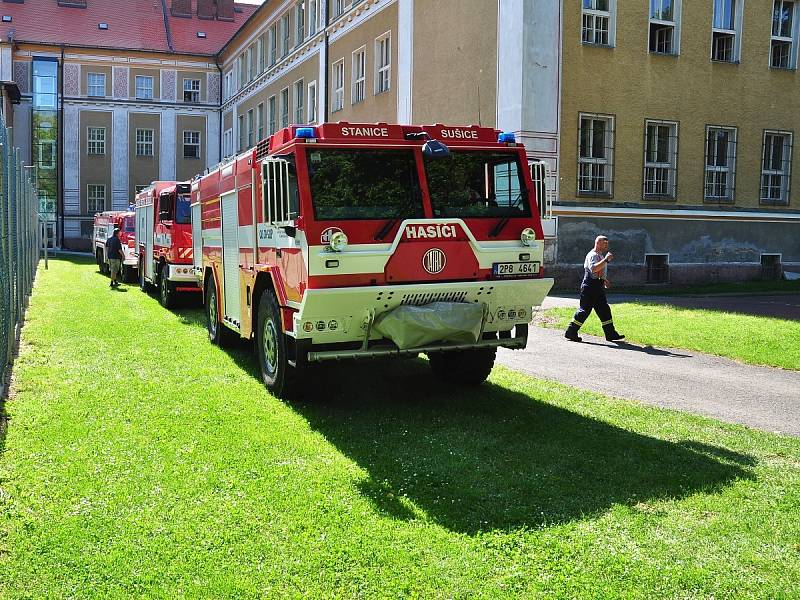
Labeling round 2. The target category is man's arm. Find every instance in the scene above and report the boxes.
[591,252,613,275]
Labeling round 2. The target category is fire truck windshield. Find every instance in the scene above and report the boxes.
[175,194,191,225]
[424,151,531,219]
[307,148,423,220]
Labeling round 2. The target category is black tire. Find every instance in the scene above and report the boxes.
[121,264,133,283]
[205,277,235,346]
[256,290,299,399]
[159,264,174,308]
[139,257,150,292]
[427,347,497,385]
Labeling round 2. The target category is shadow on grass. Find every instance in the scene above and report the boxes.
[175,305,754,533]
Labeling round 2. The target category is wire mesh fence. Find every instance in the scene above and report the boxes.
[0,115,42,391]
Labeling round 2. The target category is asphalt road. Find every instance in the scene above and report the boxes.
[496,295,800,437]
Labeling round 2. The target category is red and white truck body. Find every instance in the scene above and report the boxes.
[134,181,199,307]
[92,210,137,280]
[192,123,554,396]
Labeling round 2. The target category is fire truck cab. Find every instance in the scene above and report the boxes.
[92,210,137,281]
[193,122,554,398]
[135,181,199,308]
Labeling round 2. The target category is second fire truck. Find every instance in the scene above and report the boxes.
[135,181,200,307]
[92,210,137,281]
[192,122,554,397]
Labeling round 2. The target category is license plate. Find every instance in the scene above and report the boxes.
[492,262,539,277]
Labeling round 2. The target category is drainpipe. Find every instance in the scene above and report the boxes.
[58,44,64,248]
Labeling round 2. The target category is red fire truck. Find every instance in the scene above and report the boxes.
[134,181,199,307]
[92,210,137,281]
[192,123,553,397]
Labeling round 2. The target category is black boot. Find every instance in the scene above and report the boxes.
[603,323,625,342]
[564,322,582,342]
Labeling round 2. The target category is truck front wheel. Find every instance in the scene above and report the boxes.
[427,348,496,386]
[205,277,235,347]
[256,290,298,399]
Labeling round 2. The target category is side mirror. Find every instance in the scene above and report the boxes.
[422,139,450,159]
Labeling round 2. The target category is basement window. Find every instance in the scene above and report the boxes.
[197,31,207,38]
[98,22,108,30]
[761,254,782,280]
[645,254,669,284]
[1,16,11,22]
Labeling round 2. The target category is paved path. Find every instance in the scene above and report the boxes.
[496,296,800,436]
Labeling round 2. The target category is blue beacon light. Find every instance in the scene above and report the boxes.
[296,127,316,139]
[498,132,516,143]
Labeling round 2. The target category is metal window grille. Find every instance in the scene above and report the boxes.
[760,131,793,205]
[332,60,344,112]
[761,254,783,279]
[376,35,391,93]
[87,127,105,155]
[577,113,614,197]
[530,160,555,221]
[136,128,154,157]
[646,254,670,284]
[87,72,105,97]
[294,81,304,124]
[183,79,200,103]
[704,126,737,203]
[135,76,153,100]
[88,184,105,214]
[352,49,365,104]
[643,120,679,200]
[183,131,200,159]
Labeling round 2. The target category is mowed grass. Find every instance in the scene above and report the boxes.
[544,304,800,370]
[0,258,799,598]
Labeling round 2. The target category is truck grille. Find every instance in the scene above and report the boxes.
[400,291,468,306]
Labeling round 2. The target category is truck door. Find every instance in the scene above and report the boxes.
[191,201,202,273]
[220,190,240,325]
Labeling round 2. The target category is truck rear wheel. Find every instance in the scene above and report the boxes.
[159,265,174,308]
[256,290,298,399]
[428,348,497,386]
[205,277,235,347]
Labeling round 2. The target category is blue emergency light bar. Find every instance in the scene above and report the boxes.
[498,132,516,143]
[296,127,316,139]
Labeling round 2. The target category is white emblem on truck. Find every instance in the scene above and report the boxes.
[321,227,343,244]
[423,248,446,274]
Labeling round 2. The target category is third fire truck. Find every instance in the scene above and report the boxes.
[192,123,554,397]
[92,210,138,281]
[135,181,200,307]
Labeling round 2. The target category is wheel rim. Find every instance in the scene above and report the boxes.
[208,288,217,335]
[160,273,168,302]
[262,317,278,375]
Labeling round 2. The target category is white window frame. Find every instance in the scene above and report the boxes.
[87,72,106,97]
[183,131,201,160]
[332,59,344,112]
[38,139,56,169]
[257,102,265,141]
[280,86,290,129]
[375,32,391,94]
[577,113,614,196]
[333,0,346,18]
[87,126,106,155]
[352,46,366,104]
[257,35,265,73]
[281,13,291,57]
[247,108,255,148]
[643,119,679,199]
[307,80,317,123]
[269,24,278,66]
[704,125,737,202]
[770,0,799,69]
[135,128,154,157]
[294,79,305,124]
[135,75,154,100]
[238,114,245,151]
[581,0,616,47]
[761,130,793,204]
[648,0,682,55]
[183,78,201,103]
[296,2,305,46]
[87,184,106,214]
[711,0,744,62]
[223,71,233,100]
[268,95,277,135]
[248,45,256,82]
[223,128,233,157]
[309,0,318,35]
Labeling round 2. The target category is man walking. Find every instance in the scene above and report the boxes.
[106,227,124,288]
[564,235,625,343]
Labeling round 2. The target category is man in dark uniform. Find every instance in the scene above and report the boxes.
[105,227,124,288]
[564,235,625,343]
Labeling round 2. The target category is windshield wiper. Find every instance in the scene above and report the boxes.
[375,191,421,240]
[489,192,524,238]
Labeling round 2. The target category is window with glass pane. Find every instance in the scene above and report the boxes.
[136,128,154,156]
[88,184,105,213]
[643,120,678,198]
[257,103,265,141]
[258,35,265,73]
[771,0,796,68]
[704,127,737,203]
[88,72,106,97]
[39,140,56,169]
[33,60,58,109]
[307,149,423,220]
[223,129,233,157]
[269,25,278,65]
[425,151,531,219]
[296,2,304,45]
[281,13,290,56]
[309,0,318,34]
[247,109,254,147]
[269,95,277,135]
[183,131,200,159]
[352,48,366,104]
[294,80,304,124]
[238,115,245,151]
[578,114,614,196]
[281,87,289,129]
[761,131,792,205]
[334,0,345,17]
[332,60,344,111]
[376,34,391,93]
[88,127,105,155]
[711,0,739,61]
[649,0,679,54]
[136,76,153,99]
[183,79,200,102]
[308,81,317,123]
[582,0,611,46]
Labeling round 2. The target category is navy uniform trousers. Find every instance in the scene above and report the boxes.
[565,277,623,341]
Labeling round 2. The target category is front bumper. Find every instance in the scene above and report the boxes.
[292,277,554,346]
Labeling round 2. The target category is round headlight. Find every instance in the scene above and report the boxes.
[521,227,536,246]
[329,231,348,252]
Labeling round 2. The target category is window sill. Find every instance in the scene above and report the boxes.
[643,195,676,201]
[769,65,796,71]
[374,88,391,96]
[581,42,614,49]
[648,51,679,57]
[703,197,735,204]
[577,192,613,199]
[351,99,365,106]
[710,58,739,65]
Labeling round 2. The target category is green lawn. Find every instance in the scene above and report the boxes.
[1,258,800,598]
[543,303,800,370]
